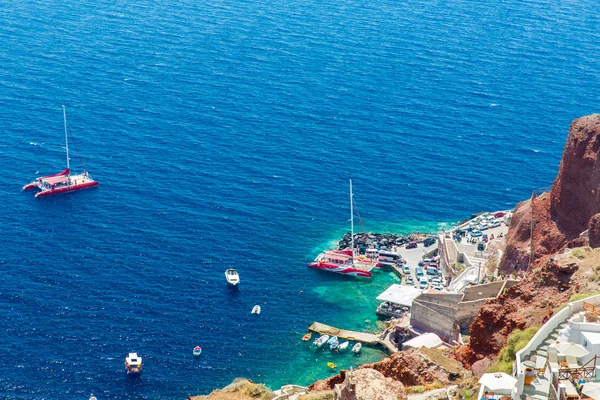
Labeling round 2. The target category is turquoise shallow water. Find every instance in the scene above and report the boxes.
[1,0,600,398]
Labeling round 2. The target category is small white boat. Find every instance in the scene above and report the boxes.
[125,352,142,374]
[329,339,339,351]
[352,342,362,353]
[251,305,261,314]
[338,341,349,351]
[225,268,240,286]
[327,336,338,345]
[193,346,202,356]
[313,334,330,347]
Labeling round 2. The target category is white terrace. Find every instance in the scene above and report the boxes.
[511,295,600,400]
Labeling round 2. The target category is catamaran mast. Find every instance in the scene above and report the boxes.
[350,179,354,256]
[62,105,70,171]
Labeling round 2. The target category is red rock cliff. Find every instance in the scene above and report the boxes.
[459,114,600,366]
[551,114,600,238]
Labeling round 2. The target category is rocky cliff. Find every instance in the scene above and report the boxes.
[551,114,600,238]
[457,114,600,366]
[310,347,470,392]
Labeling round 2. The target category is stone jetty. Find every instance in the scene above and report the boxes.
[338,232,429,250]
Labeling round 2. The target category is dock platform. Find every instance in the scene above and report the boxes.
[308,322,380,344]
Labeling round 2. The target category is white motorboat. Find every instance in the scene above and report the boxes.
[125,352,142,374]
[338,341,349,351]
[327,336,338,345]
[251,305,261,314]
[193,346,202,356]
[313,334,330,347]
[225,268,240,286]
[351,342,362,353]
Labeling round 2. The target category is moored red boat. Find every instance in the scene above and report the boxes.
[308,250,372,278]
[307,180,375,279]
[23,106,98,198]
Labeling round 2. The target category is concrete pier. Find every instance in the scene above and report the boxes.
[308,322,380,344]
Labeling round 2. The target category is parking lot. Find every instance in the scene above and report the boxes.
[396,241,444,291]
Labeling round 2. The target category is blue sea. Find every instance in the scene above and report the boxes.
[1,0,599,398]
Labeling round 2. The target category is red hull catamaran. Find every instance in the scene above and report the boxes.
[23,106,98,198]
[308,180,378,279]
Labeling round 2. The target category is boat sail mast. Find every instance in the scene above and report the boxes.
[350,179,354,258]
[62,105,70,171]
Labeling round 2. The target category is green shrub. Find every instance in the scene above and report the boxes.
[569,291,600,303]
[406,386,426,393]
[244,383,273,399]
[487,326,540,373]
[571,247,591,259]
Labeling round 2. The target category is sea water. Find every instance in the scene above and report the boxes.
[0,0,599,398]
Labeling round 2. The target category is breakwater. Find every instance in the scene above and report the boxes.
[337,232,431,250]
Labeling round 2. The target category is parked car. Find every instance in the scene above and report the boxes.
[494,212,506,218]
[490,220,501,228]
[482,234,489,243]
[427,262,439,270]
[406,241,417,249]
[415,267,424,277]
[477,241,486,251]
[478,222,489,230]
[423,237,436,247]
[430,278,442,287]
[426,267,439,276]
[418,277,429,289]
[402,265,411,275]
[471,230,483,237]
[406,276,414,286]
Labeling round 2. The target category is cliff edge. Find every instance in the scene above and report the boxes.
[457,114,600,366]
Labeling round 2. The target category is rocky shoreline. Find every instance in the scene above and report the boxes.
[337,232,432,250]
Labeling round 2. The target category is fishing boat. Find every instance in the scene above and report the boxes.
[251,305,261,314]
[225,268,240,286]
[125,352,142,374]
[308,180,376,278]
[327,362,336,369]
[302,333,312,342]
[338,341,349,351]
[329,339,339,351]
[23,106,98,198]
[193,346,202,356]
[352,342,362,353]
[313,334,330,347]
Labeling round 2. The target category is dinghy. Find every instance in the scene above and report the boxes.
[313,334,329,347]
[327,362,336,369]
[329,339,339,350]
[352,342,362,353]
[193,346,202,356]
[251,305,261,314]
[338,341,349,351]
[327,336,338,345]
[302,333,312,341]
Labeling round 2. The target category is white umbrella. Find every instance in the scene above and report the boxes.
[478,373,518,393]
[582,382,600,399]
[549,342,590,358]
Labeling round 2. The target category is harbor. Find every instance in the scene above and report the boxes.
[306,209,514,358]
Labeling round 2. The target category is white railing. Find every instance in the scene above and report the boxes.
[515,294,600,397]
